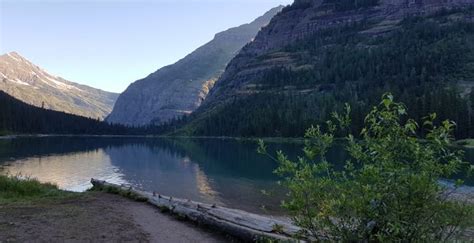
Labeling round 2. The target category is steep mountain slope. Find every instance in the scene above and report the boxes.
[182,0,474,138]
[0,52,118,119]
[106,6,283,126]
[0,91,127,135]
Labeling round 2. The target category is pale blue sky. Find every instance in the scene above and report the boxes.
[0,0,293,93]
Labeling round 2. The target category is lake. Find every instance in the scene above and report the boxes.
[0,136,473,215]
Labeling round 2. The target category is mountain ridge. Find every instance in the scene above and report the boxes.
[106,6,284,126]
[0,52,118,119]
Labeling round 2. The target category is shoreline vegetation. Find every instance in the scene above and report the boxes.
[255,95,474,241]
[0,175,76,204]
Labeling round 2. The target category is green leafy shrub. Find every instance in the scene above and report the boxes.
[259,93,473,241]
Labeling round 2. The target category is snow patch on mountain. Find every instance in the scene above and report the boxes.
[11,78,30,86]
[44,76,81,91]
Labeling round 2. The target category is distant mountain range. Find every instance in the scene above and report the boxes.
[4,0,474,138]
[106,6,284,126]
[0,52,118,119]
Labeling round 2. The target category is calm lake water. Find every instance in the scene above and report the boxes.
[0,136,473,215]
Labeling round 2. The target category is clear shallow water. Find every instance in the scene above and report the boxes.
[0,136,472,215]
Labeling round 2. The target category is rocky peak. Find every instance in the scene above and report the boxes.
[5,51,25,61]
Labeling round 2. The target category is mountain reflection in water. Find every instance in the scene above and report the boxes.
[0,136,473,215]
[0,137,295,214]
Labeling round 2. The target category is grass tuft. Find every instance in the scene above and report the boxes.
[89,184,148,202]
[0,175,74,203]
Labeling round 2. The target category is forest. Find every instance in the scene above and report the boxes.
[0,91,168,135]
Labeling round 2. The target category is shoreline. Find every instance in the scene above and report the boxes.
[0,175,235,242]
[0,134,307,144]
[3,134,474,147]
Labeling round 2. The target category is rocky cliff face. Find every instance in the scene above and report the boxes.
[106,6,283,126]
[0,52,118,119]
[199,0,474,109]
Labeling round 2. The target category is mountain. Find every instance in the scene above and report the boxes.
[0,91,128,135]
[0,52,118,119]
[106,6,284,126]
[180,0,474,138]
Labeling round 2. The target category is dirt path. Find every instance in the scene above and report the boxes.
[0,191,235,242]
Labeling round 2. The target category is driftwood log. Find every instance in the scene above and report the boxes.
[91,179,305,242]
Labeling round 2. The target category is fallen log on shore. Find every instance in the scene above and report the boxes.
[90,178,305,242]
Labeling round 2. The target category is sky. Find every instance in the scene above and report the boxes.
[0,0,293,93]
